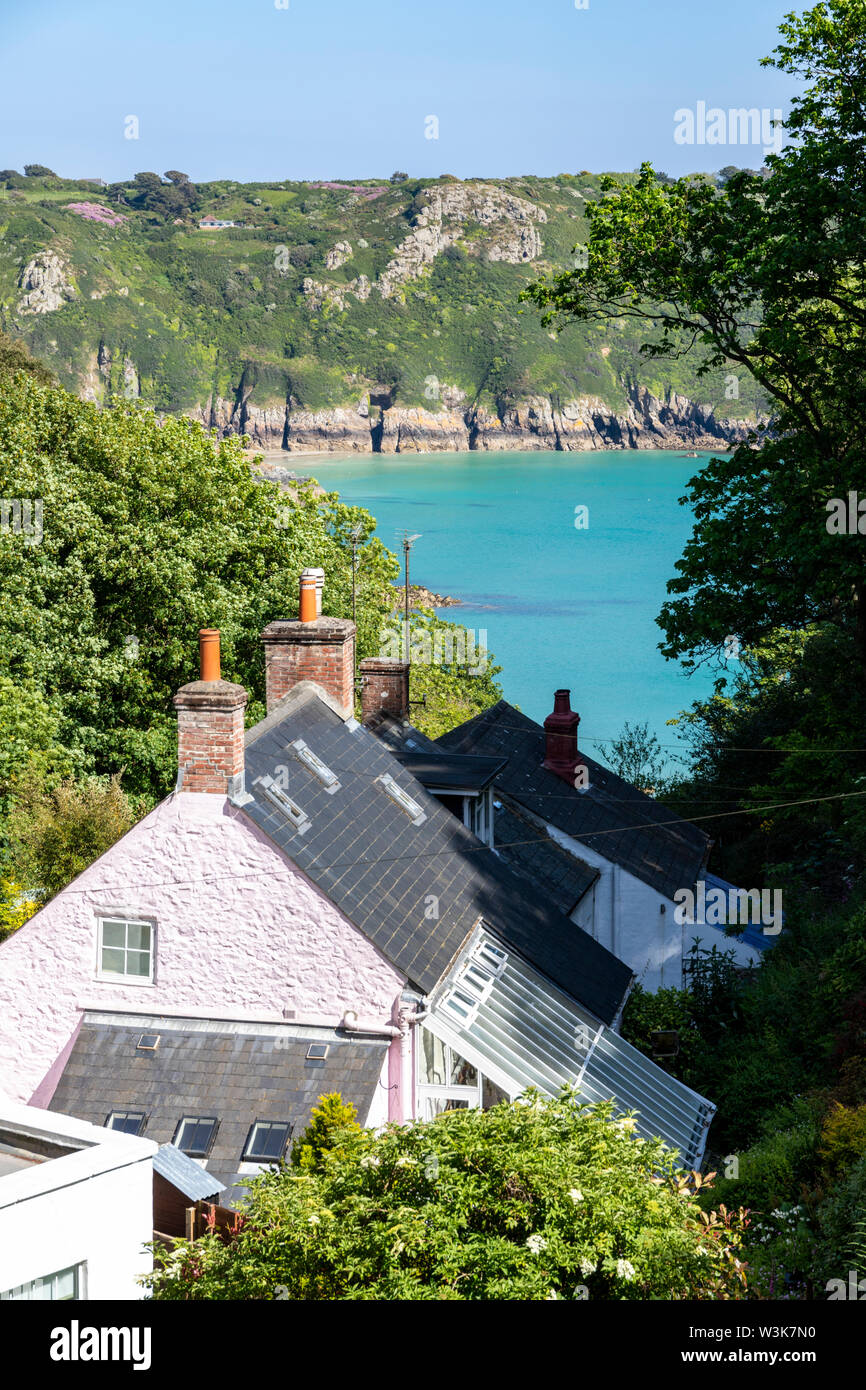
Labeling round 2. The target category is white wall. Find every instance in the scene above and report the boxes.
[552,826,763,990]
[0,1102,157,1300]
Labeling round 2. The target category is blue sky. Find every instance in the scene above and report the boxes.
[1,0,798,181]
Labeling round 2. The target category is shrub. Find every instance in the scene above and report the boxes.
[144,1089,749,1301]
[289,1094,361,1172]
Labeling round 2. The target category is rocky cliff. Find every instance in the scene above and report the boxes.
[188,380,761,455]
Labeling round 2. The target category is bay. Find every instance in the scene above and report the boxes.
[269,448,728,771]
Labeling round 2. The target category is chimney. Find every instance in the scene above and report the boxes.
[543,689,582,784]
[360,657,410,724]
[173,629,248,796]
[261,570,356,718]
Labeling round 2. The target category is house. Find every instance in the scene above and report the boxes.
[198,216,235,229]
[0,572,716,1203]
[370,686,773,990]
[0,1097,156,1300]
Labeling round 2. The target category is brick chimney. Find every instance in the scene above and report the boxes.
[173,629,248,796]
[543,689,583,784]
[360,657,410,724]
[261,569,356,718]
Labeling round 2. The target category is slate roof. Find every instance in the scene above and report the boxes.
[493,796,599,916]
[437,701,710,901]
[153,1143,225,1202]
[388,749,507,794]
[48,1011,388,1203]
[242,686,632,1026]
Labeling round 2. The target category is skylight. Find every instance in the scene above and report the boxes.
[306,1042,329,1060]
[173,1116,219,1159]
[290,739,340,792]
[105,1111,146,1136]
[136,1034,160,1051]
[375,772,426,826]
[243,1120,292,1163]
[256,776,312,834]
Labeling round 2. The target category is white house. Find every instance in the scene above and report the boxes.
[0,1098,156,1300]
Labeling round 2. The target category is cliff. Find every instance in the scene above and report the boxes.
[189,381,760,454]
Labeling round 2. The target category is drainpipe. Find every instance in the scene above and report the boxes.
[341,1005,429,1123]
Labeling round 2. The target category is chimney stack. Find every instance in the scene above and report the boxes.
[261,570,356,718]
[543,689,582,784]
[173,630,248,796]
[360,657,410,724]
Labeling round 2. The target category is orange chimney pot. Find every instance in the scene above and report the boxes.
[199,629,221,682]
[299,572,318,623]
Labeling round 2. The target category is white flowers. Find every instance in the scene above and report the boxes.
[395,1155,417,1167]
[360,1154,381,1168]
[578,1257,596,1277]
[526,1233,548,1254]
[568,1188,584,1204]
[308,1214,320,1226]
[617,1117,638,1134]
[616,1258,636,1281]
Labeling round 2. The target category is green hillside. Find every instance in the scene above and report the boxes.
[0,170,766,427]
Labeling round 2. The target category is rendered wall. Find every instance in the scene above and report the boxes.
[0,792,405,1105]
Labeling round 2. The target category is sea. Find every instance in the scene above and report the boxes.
[263,447,730,772]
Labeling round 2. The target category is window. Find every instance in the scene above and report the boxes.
[291,739,340,792]
[105,1111,146,1136]
[256,776,312,834]
[242,1120,292,1163]
[306,1042,329,1060]
[136,1034,160,1051]
[417,1029,484,1120]
[439,936,509,1029]
[173,1116,219,1158]
[98,918,153,982]
[375,773,426,826]
[1,1264,82,1301]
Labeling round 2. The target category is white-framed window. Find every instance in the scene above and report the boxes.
[105,1110,146,1136]
[1,1263,83,1300]
[417,1028,482,1119]
[439,935,508,1029]
[173,1116,219,1159]
[96,918,154,983]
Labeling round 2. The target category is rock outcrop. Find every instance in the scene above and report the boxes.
[185,380,762,455]
[17,252,76,315]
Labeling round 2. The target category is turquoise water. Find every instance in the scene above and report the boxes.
[291,449,721,769]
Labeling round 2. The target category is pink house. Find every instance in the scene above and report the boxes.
[0,572,714,1200]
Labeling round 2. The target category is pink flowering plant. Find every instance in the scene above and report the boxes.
[65,202,127,227]
[143,1087,748,1301]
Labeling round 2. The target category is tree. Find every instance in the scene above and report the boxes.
[0,331,54,386]
[6,774,139,904]
[389,171,409,184]
[143,1088,748,1300]
[598,719,666,793]
[164,170,190,185]
[289,1093,361,1171]
[23,164,56,178]
[522,0,866,676]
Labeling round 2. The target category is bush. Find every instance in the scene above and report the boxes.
[144,1089,749,1301]
[818,1103,866,1180]
[6,774,140,903]
[290,1094,361,1172]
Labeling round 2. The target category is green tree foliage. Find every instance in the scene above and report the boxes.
[523,0,866,671]
[23,164,56,178]
[598,719,666,793]
[131,170,199,219]
[6,774,139,904]
[143,1089,748,1300]
[0,331,55,385]
[0,375,398,800]
[376,608,503,740]
[289,1093,362,1172]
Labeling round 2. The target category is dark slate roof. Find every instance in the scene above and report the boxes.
[242,686,632,1026]
[48,1012,388,1204]
[437,701,709,901]
[389,749,507,794]
[493,796,599,916]
[154,1143,225,1201]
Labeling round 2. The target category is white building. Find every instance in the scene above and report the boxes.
[0,1099,156,1300]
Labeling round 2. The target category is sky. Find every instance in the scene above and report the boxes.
[0,0,799,182]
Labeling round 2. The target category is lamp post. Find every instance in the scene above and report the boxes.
[402,533,422,665]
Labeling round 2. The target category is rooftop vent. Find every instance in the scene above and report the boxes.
[375,772,426,826]
[291,739,340,793]
[256,776,312,834]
